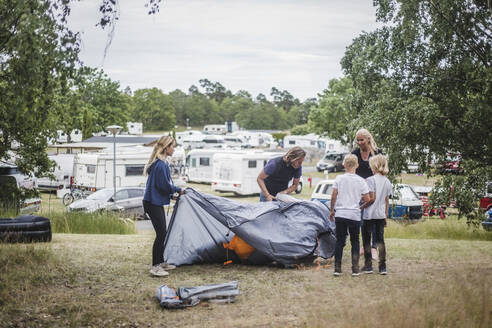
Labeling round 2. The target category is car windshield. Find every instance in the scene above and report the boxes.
[323,154,338,161]
[394,186,419,201]
[86,189,114,201]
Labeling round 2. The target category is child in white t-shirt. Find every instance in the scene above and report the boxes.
[361,154,392,275]
[329,154,370,276]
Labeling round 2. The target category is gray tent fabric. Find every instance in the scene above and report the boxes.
[163,188,336,266]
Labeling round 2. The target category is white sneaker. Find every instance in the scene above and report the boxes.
[150,265,169,277]
[159,262,176,270]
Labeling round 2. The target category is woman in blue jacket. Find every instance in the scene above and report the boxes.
[143,136,184,277]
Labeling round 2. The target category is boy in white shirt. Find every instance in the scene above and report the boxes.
[329,154,371,276]
[361,154,392,275]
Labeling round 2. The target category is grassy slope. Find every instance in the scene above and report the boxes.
[0,234,490,327]
[1,174,489,327]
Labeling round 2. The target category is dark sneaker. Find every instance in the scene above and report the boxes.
[379,266,387,275]
[352,272,360,277]
[361,266,373,274]
[333,271,342,276]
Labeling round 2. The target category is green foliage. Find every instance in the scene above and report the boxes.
[431,163,492,229]
[308,77,357,145]
[0,0,80,175]
[338,0,492,223]
[290,124,312,136]
[271,132,287,143]
[78,68,131,132]
[82,108,94,140]
[132,88,175,131]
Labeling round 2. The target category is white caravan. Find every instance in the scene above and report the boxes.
[37,153,75,192]
[126,122,143,135]
[203,124,226,134]
[185,149,244,183]
[73,147,185,191]
[234,131,274,148]
[211,151,277,195]
[284,134,322,149]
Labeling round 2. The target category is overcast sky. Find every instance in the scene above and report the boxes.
[68,0,379,101]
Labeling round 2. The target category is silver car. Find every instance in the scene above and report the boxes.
[316,152,347,172]
[67,187,145,218]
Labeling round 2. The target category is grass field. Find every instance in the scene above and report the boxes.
[1,174,489,327]
[1,233,490,327]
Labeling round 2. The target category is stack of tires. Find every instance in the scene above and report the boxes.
[0,215,52,243]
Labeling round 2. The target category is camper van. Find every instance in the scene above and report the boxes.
[185,149,244,183]
[203,124,226,135]
[37,154,75,192]
[73,147,186,191]
[211,151,278,195]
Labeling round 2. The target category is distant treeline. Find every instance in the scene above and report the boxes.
[69,70,318,138]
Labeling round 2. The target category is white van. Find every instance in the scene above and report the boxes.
[211,151,278,195]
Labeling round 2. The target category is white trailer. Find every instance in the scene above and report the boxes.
[211,151,277,195]
[283,134,321,149]
[37,154,75,192]
[185,149,244,183]
[73,147,185,191]
[126,122,143,135]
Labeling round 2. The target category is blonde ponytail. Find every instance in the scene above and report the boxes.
[144,136,175,176]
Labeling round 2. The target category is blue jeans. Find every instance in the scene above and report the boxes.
[259,191,267,202]
[334,217,360,273]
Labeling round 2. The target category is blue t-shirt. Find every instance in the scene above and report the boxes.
[143,159,182,206]
[263,156,302,196]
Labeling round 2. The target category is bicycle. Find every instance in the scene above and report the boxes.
[62,187,86,206]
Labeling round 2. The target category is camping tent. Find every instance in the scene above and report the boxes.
[163,188,336,266]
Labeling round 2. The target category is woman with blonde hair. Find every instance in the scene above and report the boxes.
[257,146,306,202]
[352,128,383,259]
[143,135,184,277]
[352,128,381,179]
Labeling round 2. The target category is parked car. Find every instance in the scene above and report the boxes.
[437,153,463,174]
[389,184,424,220]
[482,208,492,231]
[67,187,145,218]
[0,163,41,214]
[479,182,492,212]
[413,186,446,218]
[310,179,335,204]
[316,152,347,173]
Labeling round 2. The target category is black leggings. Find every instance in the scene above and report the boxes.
[143,200,167,266]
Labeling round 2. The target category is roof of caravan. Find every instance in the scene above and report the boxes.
[213,151,278,160]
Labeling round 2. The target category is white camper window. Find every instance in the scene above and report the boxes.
[248,160,257,168]
[191,158,197,168]
[199,157,210,166]
[87,165,96,174]
[310,141,316,146]
[126,165,144,176]
[289,140,295,145]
